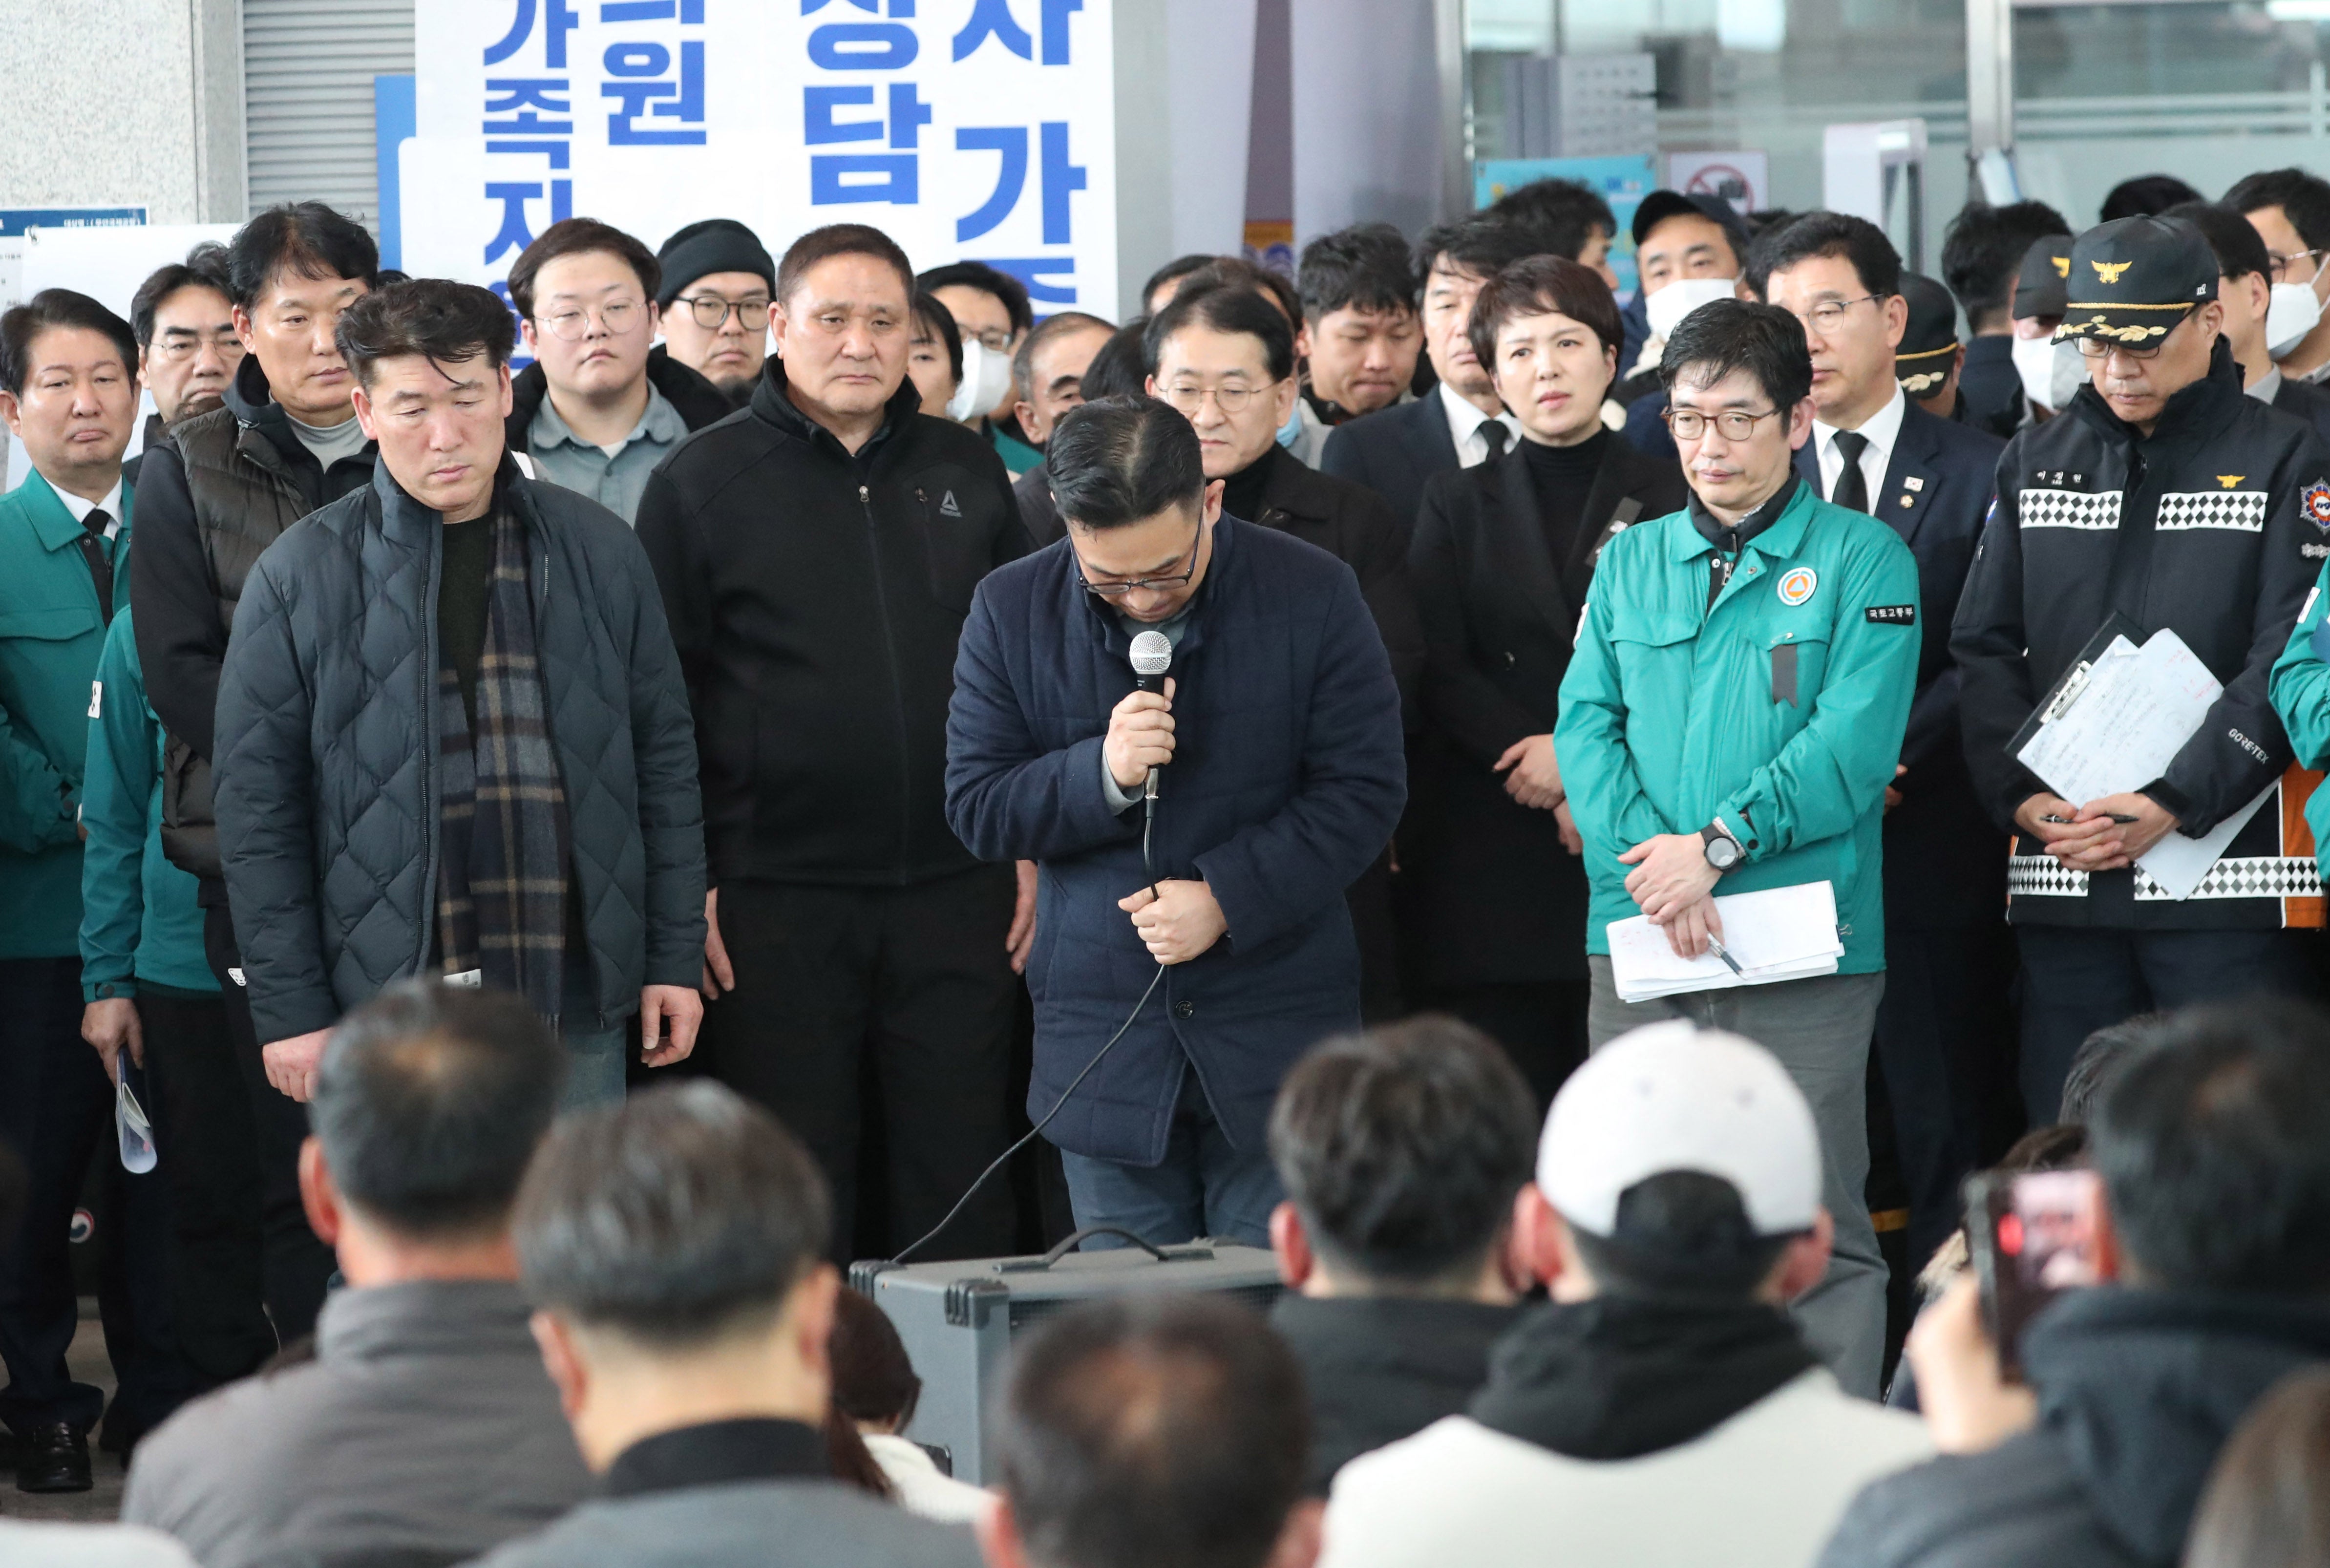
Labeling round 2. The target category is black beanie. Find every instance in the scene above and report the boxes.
[655,218,776,307]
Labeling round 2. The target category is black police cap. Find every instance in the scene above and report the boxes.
[2053,215,2218,346]
[2012,235,2073,321]
[1895,273,1960,395]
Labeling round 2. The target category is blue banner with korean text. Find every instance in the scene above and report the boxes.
[404,0,1119,319]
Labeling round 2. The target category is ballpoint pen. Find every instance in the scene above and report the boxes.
[1705,933,1745,977]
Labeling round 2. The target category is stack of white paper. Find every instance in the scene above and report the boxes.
[2013,627,2270,901]
[1607,882,1843,1003]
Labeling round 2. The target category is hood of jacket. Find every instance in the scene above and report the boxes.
[1467,1293,1818,1460]
[222,352,311,469]
[2024,1285,2330,1563]
[508,344,737,449]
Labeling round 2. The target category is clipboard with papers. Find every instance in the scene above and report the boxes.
[1607,882,1844,1003]
[2008,616,2272,902]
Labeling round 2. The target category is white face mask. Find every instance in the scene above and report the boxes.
[2012,334,2086,412]
[1644,276,1739,343]
[947,337,1014,424]
[2267,279,2325,360]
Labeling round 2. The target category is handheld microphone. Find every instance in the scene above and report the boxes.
[1129,630,1173,802]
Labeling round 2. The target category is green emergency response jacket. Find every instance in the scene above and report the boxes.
[1555,480,1922,973]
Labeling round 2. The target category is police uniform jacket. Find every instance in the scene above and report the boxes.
[1952,341,2329,931]
[1556,478,1923,975]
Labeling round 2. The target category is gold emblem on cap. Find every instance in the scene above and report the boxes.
[2092,260,2133,284]
[2219,475,2245,488]
[2052,256,2071,278]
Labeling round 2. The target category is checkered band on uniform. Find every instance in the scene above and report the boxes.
[2020,489,2122,531]
[2008,857,2092,897]
[2133,857,2324,900]
[2155,490,2268,533]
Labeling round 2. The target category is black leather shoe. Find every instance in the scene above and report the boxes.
[15,1422,91,1493]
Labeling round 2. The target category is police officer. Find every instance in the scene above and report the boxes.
[1955,215,2328,1127]
[1895,272,1967,423]
[1753,213,2013,1274]
[1558,298,1923,1398]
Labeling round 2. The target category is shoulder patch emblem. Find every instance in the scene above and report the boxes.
[1777,566,1818,607]
[2092,259,2132,284]
[2306,481,2330,532]
[2218,475,2245,489]
[1866,604,1916,625]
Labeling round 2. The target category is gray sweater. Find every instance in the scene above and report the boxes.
[467,1480,987,1568]
[122,1279,592,1568]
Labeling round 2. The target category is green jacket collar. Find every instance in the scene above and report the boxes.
[12,466,132,554]
[1666,472,1812,564]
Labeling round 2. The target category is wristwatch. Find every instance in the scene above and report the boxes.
[1701,822,1744,872]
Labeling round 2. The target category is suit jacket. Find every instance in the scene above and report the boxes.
[1320,388,1461,530]
[1406,438,1688,984]
[1796,399,2007,929]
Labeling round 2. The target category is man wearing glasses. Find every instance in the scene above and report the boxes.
[1557,298,1922,1397]
[945,395,1405,1250]
[2226,168,2330,386]
[1955,214,2329,1132]
[503,219,731,524]
[1753,212,2012,1284]
[655,217,775,409]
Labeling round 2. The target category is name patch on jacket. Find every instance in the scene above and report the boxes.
[2021,489,2122,530]
[1865,604,1917,625]
[2157,490,2267,533]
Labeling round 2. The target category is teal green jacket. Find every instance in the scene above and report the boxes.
[2267,565,2330,874]
[1555,481,1923,973]
[81,609,214,998]
[0,468,131,959]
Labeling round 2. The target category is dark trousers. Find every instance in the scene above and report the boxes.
[1417,979,1590,1111]
[2016,925,2315,1123]
[1873,924,2022,1272]
[203,904,335,1344]
[699,865,1021,1261]
[137,991,274,1390]
[0,956,186,1437]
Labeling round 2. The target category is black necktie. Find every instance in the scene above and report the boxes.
[1829,430,1870,514]
[79,509,114,624]
[1480,421,1510,461]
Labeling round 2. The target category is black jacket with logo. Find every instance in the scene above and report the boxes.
[1951,341,2330,930]
[634,360,1025,887]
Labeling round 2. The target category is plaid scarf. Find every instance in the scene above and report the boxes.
[436,506,571,1024]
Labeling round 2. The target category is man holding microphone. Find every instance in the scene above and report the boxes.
[946,396,1406,1248]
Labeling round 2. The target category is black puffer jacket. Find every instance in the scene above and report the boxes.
[635,358,1024,887]
[212,460,705,1042]
[133,355,379,891]
[1816,1287,2330,1568]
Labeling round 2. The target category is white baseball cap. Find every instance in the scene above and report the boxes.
[1538,1021,1822,1238]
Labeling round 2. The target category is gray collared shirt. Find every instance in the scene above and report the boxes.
[527,383,689,524]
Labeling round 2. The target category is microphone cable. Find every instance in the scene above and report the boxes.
[891,777,1169,1266]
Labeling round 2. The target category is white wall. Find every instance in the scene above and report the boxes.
[1288,0,1444,244]
[0,0,244,223]
[1115,0,1259,318]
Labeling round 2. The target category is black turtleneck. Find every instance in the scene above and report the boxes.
[1221,442,1282,523]
[1519,429,1609,609]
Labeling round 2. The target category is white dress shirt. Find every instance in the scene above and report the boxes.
[1440,382,1522,468]
[1810,385,1906,509]
[54,477,125,539]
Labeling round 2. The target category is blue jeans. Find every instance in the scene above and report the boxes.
[558,1024,627,1112]
[1056,1063,1281,1249]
